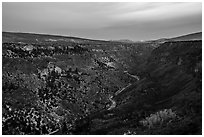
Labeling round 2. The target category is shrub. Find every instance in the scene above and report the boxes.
[139,109,177,128]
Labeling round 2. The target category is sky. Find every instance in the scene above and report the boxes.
[2,2,202,41]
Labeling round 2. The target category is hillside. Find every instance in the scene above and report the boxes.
[73,40,202,135]
[2,32,202,135]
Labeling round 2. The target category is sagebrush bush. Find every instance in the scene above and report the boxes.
[140,109,177,128]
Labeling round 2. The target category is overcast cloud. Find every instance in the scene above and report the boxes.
[2,2,202,41]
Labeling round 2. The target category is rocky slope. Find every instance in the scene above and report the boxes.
[2,32,155,135]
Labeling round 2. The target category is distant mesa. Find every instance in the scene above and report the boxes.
[170,32,202,41]
[148,32,202,43]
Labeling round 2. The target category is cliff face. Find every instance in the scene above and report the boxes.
[76,40,202,135]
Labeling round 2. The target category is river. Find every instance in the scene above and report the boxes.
[107,71,140,110]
